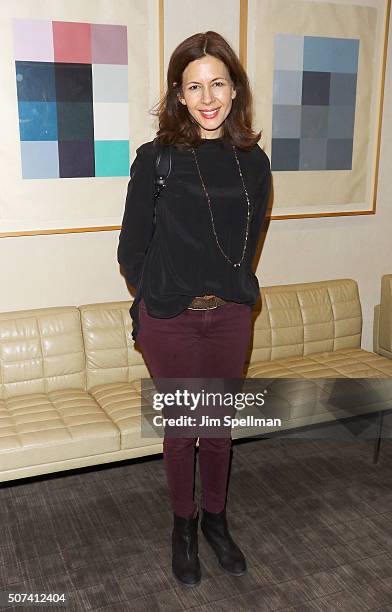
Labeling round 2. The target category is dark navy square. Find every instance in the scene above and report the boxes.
[58,140,95,177]
[302,71,331,105]
[15,61,56,102]
[271,139,300,171]
[54,63,93,102]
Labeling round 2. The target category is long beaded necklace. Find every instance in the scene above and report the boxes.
[191,144,250,268]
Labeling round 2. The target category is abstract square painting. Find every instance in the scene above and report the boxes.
[271,34,359,172]
[13,18,130,179]
[248,0,390,217]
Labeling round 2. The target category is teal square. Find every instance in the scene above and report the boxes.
[95,140,129,177]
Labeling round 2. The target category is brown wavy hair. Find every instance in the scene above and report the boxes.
[150,31,262,152]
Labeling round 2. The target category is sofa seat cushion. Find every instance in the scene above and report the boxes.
[241,348,392,430]
[0,389,120,471]
[247,347,392,378]
[89,381,162,451]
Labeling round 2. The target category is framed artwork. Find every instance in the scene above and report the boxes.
[14,20,130,180]
[246,0,391,218]
[0,0,159,236]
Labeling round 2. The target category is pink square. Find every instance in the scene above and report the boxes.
[53,21,91,64]
[13,19,54,62]
[91,24,127,65]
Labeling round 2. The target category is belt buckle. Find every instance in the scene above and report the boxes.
[206,297,218,309]
[188,295,219,310]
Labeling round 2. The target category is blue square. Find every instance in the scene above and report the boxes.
[272,105,301,138]
[273,70,303,105]
[15,61,56,101]
[303,36,334,72]
[331,38,359,73]
[20,141,59,179]
[18,101,58,141]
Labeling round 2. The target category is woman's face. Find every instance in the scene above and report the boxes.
[177,54,236,139]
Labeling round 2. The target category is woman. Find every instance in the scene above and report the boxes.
[117,31,271,587]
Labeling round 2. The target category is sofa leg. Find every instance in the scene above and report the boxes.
[373,410,384,464]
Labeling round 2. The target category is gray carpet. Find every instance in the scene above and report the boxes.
[1,414,392,611]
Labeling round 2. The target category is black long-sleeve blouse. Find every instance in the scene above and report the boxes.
[117,136,271,341]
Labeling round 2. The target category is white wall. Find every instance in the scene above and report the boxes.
[0,1,390,352]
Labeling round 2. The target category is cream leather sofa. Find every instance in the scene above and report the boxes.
[1,278,391,483]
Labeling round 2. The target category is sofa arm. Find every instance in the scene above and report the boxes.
[376,274,392,359]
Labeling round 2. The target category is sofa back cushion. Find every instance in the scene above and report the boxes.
[248,278,362,364]
[78,301,150,390]
[0,306,86,399]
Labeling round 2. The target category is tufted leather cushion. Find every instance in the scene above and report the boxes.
[88,381,161,451]
[0,389,119,471]
[75,303,160,454]
[248,278,362,365]
[0,306,86,399]
[78,301,150,390]
[247,348,392,378]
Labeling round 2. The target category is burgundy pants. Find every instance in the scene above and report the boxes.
[137,297,252,518]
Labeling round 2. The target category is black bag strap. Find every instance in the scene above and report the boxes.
[154,138,172,201]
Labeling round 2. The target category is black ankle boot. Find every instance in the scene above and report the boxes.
[172,511,201,587]
[201,508,247,576]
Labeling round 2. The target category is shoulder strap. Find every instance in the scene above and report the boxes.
[153,138,172,200]
[150,138,172,231]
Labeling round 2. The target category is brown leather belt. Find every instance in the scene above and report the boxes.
[187,295,227,310]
